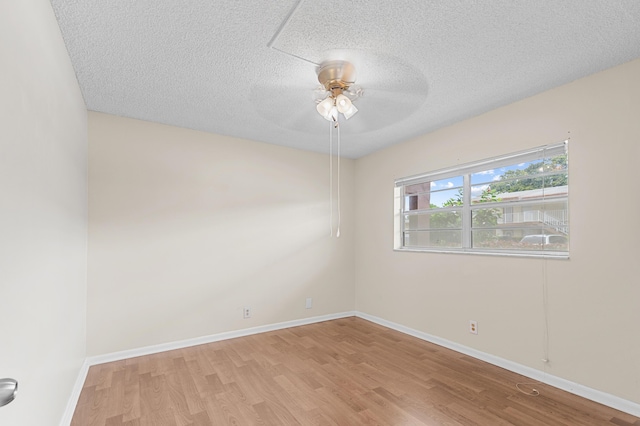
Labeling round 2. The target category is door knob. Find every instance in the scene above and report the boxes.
[0,378,18,407]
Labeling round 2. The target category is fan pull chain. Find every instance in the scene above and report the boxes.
[329,120,333,237]
[328,118,341,238]
[336,120,341,238]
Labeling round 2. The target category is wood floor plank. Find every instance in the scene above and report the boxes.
[173,357,207,415]
[214,389,261,425]
[105,369,126,420]
[254,366,320,423]
[200,396,229,425]
[121,363,141,422]
[72,317,640,425]
[71,386,110,426]
[188,411,213,426]
[359,388,428,425]
[166,369,193,426]
[272,373,318,411]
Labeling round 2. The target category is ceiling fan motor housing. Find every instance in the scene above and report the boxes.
[317,60,356,96]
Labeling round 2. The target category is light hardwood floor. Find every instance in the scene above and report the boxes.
[72,317,640,425]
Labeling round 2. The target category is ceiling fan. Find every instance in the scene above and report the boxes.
[249,46,428,142]
[313,60,362,122]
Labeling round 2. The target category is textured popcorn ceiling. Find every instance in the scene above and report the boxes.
[50,0,640,158]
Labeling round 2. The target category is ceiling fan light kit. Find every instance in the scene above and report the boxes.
[315,60,361,121]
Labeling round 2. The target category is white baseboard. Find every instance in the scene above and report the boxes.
[59,358,90,426]
[85,311,354,366]
[355,311,640,418]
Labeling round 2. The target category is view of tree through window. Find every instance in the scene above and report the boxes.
[395,142,569,256]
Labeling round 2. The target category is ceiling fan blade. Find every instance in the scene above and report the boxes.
[249,83,334,133]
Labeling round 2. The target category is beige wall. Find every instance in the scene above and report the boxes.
[87,112,355,356]
[355,58,640,403]
[0,0,88,424]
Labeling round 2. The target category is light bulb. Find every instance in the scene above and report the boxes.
[335,94,352,114]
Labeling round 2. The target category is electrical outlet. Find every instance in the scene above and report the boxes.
[469,320,478,334]
[305,297,312,309]
[243,307,251,319]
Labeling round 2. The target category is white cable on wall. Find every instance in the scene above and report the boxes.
[542,258,550,365]
[516,257,550,396]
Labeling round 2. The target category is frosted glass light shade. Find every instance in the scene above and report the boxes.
[316,97,335,119]
[335,94,352,114]
[342,104,358,119]
[326,106,338,121]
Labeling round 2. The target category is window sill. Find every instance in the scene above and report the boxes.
[393,247,570,260]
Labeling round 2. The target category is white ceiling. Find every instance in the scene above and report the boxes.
[50,1,640,159]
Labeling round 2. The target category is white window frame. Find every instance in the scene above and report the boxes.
[394,141,569,259]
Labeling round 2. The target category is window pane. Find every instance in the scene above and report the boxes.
[472,229,569,250]
[430,176,464,190]
[473,201,568,230]
[404,194,431,211]
[471,206,503,228]
[404,211,462,230]
[470,185,501,204]
[404,177,463,210]
[472,160,546,185]
[429,188,463,208]
[487,199,565,222]
[472,198,568,250]
[471,169,502,186]
[404,230,462,248]
[520,234,569,250]
[471,229,505,248]
[404,181,431,195]
[404,176,463,194]
[478,154,568,190]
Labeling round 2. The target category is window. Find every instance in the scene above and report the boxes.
[394,141,569,258]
